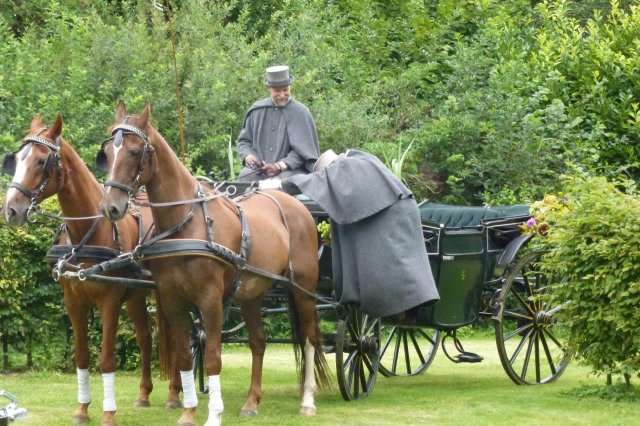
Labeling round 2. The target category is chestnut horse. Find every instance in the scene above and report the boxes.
[1,114,179,425]
[98,100,330,425]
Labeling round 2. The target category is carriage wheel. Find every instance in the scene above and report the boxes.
[494,251,571,385]
[335,306,381,401]
[190,311,208,393]
[379,326,440,377]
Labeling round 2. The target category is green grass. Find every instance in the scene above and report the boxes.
[1,338,638,426]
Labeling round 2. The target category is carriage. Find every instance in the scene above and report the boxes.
[188,182,571,401]
[2,105,571,425]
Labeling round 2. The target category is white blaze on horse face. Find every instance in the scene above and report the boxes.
[110,139,124,178]
[5,144,33,201]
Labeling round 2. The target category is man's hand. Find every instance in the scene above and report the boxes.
[244,154,263,169]
[260,163,282,178]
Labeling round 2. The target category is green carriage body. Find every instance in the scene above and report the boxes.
[415,202,530,330]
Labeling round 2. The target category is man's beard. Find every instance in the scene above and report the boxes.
[273,95,290,107]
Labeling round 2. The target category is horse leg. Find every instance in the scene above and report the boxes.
[291,293,323,416]
[97,300,121,426]
[67,304,92,425]
[165,361,183,409]
[200,297,224,426]
[152,290,182,409]
[239,298,266,417]
[162,300,198,426]
[124,293,153,407]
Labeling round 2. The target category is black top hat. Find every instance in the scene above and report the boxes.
[264,65,294,87]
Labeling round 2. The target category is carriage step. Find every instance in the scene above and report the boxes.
[455,352,483,363]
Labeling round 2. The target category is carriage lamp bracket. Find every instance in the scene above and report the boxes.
[0,389,27,421]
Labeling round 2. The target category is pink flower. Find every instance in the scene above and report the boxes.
[527,218,537,228]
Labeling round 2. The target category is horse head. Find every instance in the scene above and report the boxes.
[98,99,155,222]
[2,114,64,226]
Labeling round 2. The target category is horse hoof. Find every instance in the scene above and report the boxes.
[101,422,117,426]
[176,422,196,426]
[133,399,150,408]
[239,408,258,417]
[72,415,90,425]
[165,400,182,409]
[299,405,316,416]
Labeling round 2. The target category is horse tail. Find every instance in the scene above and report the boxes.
[154,290,172,379]
[285,287,332,391]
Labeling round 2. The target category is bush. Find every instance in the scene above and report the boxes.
[539,171,640,384]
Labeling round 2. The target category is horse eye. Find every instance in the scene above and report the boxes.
[129,150,140,158]
[37,158,46,166]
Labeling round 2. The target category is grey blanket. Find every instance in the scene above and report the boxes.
[284,150,439,317]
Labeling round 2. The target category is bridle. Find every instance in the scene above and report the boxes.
[2,126,62,218]
[96,117,154,200]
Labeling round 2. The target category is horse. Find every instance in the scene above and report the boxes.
[1,114,180,426]
[97,100,330,426]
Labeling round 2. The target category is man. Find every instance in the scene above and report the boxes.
[278,149,440,318]
[236,65,320,182]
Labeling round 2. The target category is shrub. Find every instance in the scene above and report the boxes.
[539,171,640,384]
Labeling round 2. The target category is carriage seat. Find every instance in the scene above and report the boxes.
[418,201,529,228]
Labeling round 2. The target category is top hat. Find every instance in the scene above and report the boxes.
[264,65,294,87]
[314,149,340,172]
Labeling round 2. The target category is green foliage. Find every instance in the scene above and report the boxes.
[539,171,640,382]
[3,0,640,371]
[563,384,640,403]
[0,195,62,370]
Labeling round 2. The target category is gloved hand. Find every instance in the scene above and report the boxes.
[260,163,282,178]
[258,179,282,190]
[244,154,263,169]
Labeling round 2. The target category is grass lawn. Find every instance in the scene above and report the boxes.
[1,337,637,425]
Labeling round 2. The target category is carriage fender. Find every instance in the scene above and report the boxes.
[496,234,534,268]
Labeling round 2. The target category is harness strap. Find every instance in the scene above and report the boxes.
[103,180,134,193]
[8,181,36,199]
[139,202,197,248]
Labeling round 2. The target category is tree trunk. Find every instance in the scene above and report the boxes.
[2,333,8,370]
[26,333,33,369]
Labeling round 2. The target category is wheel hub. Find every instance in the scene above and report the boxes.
[534,310,553,326]
[359,336,379,354]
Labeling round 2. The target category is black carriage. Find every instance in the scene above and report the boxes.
[190,183,571,401]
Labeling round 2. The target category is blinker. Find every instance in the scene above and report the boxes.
[95,143,108,172]
[2,153,16,176]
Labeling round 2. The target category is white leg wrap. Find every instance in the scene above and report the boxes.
[204,375,223,426]
[102,372,117,412]
[302,339,317,409]
[180,370,198,408]
[77,368,92,404]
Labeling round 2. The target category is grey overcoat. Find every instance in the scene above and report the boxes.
[284,150,439,317]
[237,98,319,181]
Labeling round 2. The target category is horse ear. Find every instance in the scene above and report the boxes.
[116,99,126,122]
[138,101,151,129]
[30,114,43,131]
[51,114,64,139]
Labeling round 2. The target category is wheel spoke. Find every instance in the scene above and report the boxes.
[539,330,557,375]
[519,333,534,380]
[508,327,533,365]
[409,331,426,366]
[503,322,533,342]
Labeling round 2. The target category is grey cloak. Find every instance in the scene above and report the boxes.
[237,98,320,182]
[283,150,439,317]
